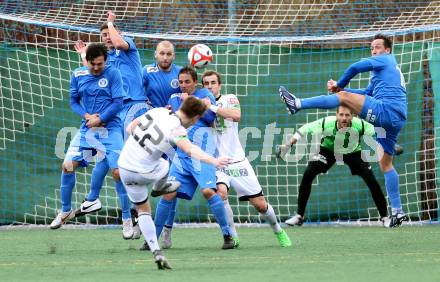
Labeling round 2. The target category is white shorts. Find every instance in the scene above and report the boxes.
[216,158,263,201]
[119,158,169,204]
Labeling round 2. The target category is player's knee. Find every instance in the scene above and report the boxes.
[251,196,267,213]
[216,185,228,200]
[111,169,120,181]
[62,161,76,173]
[202,188,216,199]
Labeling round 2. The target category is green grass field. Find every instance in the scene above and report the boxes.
[1,226,439,282]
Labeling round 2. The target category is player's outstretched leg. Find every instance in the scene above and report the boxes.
[279,86,300,115]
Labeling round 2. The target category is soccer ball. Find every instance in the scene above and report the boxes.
[187,44,213,69]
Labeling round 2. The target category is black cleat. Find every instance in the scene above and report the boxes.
[388,213,409,228]
[153,250,172,270]
[139,240,151,251]
[222,235,235,250]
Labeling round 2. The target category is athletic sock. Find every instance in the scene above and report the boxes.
[154,198,174,238]
[207,194,230,236]
[223,199,238,237]
[60,172,76,212]
[164,198,177,229]
[138,212,160,252]
[300,94,340,109]
[115,180,131,220]
[260,204,282,233]
[86,161,109,201]
[384,168,402,212]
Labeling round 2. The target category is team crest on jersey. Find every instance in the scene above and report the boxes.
[147,66,159,73]
[98,78,108,87]
[170,79,179,88]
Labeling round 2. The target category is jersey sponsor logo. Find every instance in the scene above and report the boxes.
[220,167,248,177]
[147,66,159,73]
[98,78,108,88]
[74,70,89,77]
[170,78,179,88]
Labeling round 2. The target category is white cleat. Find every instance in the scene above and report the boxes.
[153,250,172,270]
[285,214,304,226]
[151,181,181,197]
[132,221,142,240]
[380,217,391,228]
[162,227,172,249]
[122,218,134,240]
[49,210,75,229]
[75,198,102,217]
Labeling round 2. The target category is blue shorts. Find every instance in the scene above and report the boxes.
[119,101,151,140]
[168,157,216,200]
[360,96,406,155]
[65,127,123,169]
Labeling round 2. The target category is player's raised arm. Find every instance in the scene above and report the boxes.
[105,11,129,50]
[175,137,229,168]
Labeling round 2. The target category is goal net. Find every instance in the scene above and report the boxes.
[1,0,439,225]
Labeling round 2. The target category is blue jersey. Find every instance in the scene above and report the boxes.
[107,36,146,102]
[142,63,181,108]
[168,88,216,156]
[338,54,407,118]
[70,65,125,131]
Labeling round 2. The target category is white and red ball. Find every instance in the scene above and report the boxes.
[187,44,213,68]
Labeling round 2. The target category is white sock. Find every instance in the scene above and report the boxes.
[224,199,238,237]
[260,204,282,233]
[138,212,160,252]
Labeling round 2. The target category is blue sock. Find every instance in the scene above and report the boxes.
[60,172,76,212]
[301,94,340,109]
[384,168,402,210]
[115,180,131,220]
[86,161,109,201]
[164,198,178,228]
[154,198,174,238]
[207,194,230,236]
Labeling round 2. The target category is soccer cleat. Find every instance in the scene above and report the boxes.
[153,250,172,270]
[380,216,391,227]
[122,218,134,239]
[394,144,404,156]
[49,210,75,229]
[279,86,300,115]
[285,214,304,226]
[222,235,235,250]
[233,236,240,248]
[387,212,409,228]
[275,229,292,247]
[161,227,172,249]
[74,198,102,217]
[151,180,181,197]
[132,221,141,240]
[139,241,151,251]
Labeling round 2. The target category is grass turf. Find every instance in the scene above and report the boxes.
[0,226,439,282]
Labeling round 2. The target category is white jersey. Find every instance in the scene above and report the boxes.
[118,108,187,173]
[215,94,245,162]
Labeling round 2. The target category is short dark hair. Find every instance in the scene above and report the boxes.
[373,33,392,51]
[180,96,207,118]
[100,22,118,32]
[85,43,107,62]
[179,65,198,82]
[202,70,222,85]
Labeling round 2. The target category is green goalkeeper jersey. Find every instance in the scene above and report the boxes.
[296,116,375,154]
